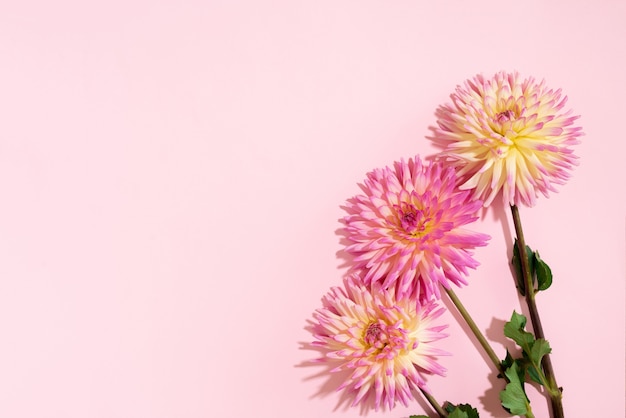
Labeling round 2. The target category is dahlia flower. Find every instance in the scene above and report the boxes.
[312,275,448,410]
[433,71,583,207]
[343,156,489,301]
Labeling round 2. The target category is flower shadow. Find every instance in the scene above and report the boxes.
[334,214,355,271]
[425,107,450,155]
[295,342,356,413]
[476,317,521,417]
[296,320,354,411]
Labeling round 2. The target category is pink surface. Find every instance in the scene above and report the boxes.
[0,1,624,417]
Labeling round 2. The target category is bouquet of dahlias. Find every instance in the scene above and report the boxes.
[306,71,582,418]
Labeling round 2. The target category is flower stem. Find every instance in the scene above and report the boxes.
[510,205,564,418]
[445,286,540,418]
[419,387,448,417]
[444,287,502,373]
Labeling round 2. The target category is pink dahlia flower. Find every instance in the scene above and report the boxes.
[433,71,583,207]
[312,275,448,411]
[343,156,489,301]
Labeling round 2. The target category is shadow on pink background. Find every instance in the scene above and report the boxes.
[0,1,624,417]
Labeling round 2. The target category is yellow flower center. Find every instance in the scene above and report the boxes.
[363,321,411,357]
[495,109,515,124]
[397,203,431,237]
[487,107,522,157]
[364,322,384,347]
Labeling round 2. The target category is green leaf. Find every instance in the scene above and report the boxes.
[511,239,535,296]
[534,252,553,291]
[409,415,429,418]
[500,362,531,416]
[444,403,480,418]
[500,350,527,383]
[503,312,553,390]
[448,410,469,418]
[503,311,535,351]
[530,338,552,366]
[527,363,543,386]
[500,350,514,379]
[526,338,552,385]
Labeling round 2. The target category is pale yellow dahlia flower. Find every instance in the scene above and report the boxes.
[434,71,583,207]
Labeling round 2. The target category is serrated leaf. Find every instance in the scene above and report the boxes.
[525,338,552,386]
[499,351,526,383]
[448,410,469,418]
[527,363,543,385]
[499,350,514,378]
[500,362,531,415]
[534,252,553,291]
[512,240,535,296]
[503,311,535,350]
[503,313,553,390]
[530,338,552,365]
[514,357,529,384]
[446,403,480,418]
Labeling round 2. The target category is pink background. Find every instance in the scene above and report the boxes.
[1,1,624,417]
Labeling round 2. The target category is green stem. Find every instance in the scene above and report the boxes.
[445,284,540,418]
[419,387,448,417]
[510,205,564,418]
[444,287,502,373]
